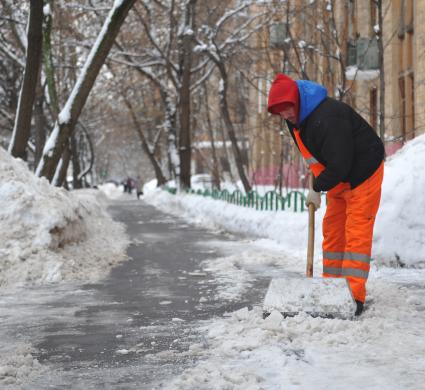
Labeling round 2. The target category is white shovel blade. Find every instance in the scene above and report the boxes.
[264,277,356,319]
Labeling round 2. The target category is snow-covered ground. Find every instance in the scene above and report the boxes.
[141,135,425,389]
[1,132,425,389]
[0,148,129,387]
[144,136,425,269]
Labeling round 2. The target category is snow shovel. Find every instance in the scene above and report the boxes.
[263,176,356,319]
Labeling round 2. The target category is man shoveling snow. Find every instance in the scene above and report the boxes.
[267,73,385,316]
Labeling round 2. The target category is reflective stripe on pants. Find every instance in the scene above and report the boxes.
[322,162,384,303]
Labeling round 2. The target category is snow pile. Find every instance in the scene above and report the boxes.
[98,182,124,199]
[144,188,326,263]
[374,134,425,267]
[144,134,425,268]
[0,150,86,252]
[201,250,275,301]
[162,274,425,390]
[0,344,44,387]
[158,266,425,389]
[0,148,129,288]
[345,65,380,81]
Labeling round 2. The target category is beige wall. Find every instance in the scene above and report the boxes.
[384,0,425,140]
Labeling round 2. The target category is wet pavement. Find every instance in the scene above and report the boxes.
[1,199,268,389]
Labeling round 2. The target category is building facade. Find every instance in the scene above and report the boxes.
[249,0,425,187]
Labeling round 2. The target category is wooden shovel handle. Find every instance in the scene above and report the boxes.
[306,174,315,277]
[306,203,315,277]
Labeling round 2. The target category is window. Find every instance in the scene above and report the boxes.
[398,0,414,38]
[410,73,415,134]
[398,0,405,38]
[240,148,249,167]
[398,76,406,141]
[406,73,415,140]
[347,41,357,66]
[269,22,289,49]
[405,0,414,33]
[398,73,415,141]
[357,38,379,70]
[348,0,357,39]
[220,157,230,172]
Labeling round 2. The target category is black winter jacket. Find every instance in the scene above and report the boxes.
[287,97,385,192]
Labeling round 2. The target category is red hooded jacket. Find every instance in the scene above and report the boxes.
[267,73,300,121]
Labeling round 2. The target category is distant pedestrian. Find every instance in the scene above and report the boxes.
[126,177,134,194]
[135,176,144,199]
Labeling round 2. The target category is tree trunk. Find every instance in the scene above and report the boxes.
[8,0,43,159]
[178,0,196,190]
[53,143,71,188]
[219,118,236,185]
[111,39,179,182]
[34,78,46,168]
[42,0,59,117]
[76,122,95,185]
[217,68,252,193]
[71,132,82,189]
[161,90,179,181]
[125,99,167,186]
[204,84,221,190]
[36,0,137,181]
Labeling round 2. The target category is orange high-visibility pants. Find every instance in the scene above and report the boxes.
[322,163,384,303]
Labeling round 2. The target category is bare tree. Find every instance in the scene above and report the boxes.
[374,0,385,140]
[178,0,197,189]
[123,96,167,186]
[194,4,270,193]
[42,0,59,117]
[8,0,43,159]
[35,0,137,181]
[0,7,25,145]
[33,76,46,166]
[111,1,259,191]
[203,83,221,189]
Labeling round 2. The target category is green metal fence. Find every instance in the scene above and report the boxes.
[164,186,307,212]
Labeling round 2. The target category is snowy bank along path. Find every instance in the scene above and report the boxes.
[142,135,425,389]
[1,131,425,389]
[0,148,129,288]
[0,148,129,386]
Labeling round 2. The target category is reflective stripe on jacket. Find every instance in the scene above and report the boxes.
[293,129,325,177]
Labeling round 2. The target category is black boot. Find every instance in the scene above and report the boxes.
[355,300,364,316]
